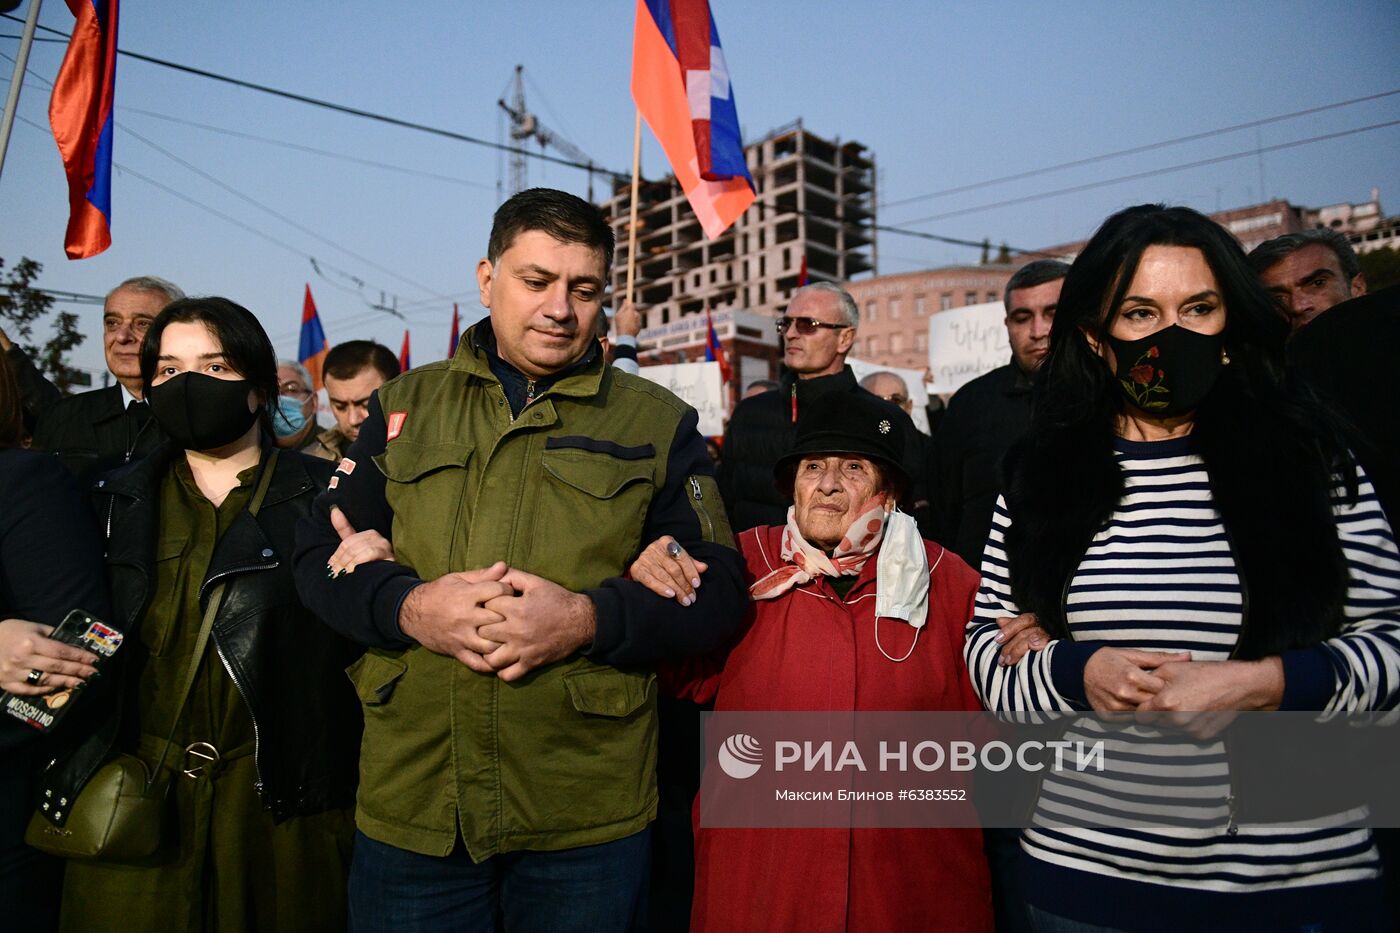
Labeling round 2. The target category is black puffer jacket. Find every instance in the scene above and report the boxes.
[34,444,363,824]
[717,366,927,532]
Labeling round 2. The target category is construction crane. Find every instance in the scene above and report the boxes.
[497,64,609,201]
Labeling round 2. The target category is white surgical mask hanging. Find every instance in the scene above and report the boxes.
[875,505,933,663]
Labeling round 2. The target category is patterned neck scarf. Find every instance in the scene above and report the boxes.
[750,498,888,600]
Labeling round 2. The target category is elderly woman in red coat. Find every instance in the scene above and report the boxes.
[631,392,993,933]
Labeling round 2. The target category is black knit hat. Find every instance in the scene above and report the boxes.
[774,391,909,497]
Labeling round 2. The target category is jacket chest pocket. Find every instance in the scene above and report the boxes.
[374,441,474,567]
[141,532,191,657]
[540,445,655,580]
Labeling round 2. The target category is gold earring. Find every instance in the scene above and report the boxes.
[1221,348,1231,365]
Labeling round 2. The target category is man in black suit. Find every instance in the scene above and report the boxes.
[32,276,184,483]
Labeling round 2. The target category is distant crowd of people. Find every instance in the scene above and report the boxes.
[0,187,1397,933]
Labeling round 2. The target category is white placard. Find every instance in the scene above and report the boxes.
[926,301,1010,394]
[638,361,727,436]
[738,354,770,395]
[846,358,931,435]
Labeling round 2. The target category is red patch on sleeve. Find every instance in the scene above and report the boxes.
[386,411,408,441]
[328,476,340,489]
[336,458,356,475]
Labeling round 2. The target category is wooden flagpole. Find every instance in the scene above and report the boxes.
[624,108,642,307]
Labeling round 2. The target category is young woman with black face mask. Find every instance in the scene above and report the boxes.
[963,206,1400,931]
[42,298,362,933]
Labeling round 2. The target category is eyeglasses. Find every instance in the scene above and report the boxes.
[279,381,312,400]
[775,316,852,336]
[879,393,910,406]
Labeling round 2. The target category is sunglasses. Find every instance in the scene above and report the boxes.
[775,316,852,336]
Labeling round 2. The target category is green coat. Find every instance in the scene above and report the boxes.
[296,322,744,861]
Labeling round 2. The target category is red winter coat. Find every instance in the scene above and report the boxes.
[664,525,994,933]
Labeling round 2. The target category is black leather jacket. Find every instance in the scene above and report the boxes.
[35,443,363,824]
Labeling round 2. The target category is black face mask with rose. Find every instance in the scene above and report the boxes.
[1104,324,1226,418]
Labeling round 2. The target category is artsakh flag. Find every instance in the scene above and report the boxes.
[398,329,411,372]
[298,284,329,391]
[48,0,119,260]
[632,0,754,239]
[448,303,460,358]
[704,307,732,383]
[798,254,809,287]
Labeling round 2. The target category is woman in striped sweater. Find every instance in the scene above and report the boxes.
[964,204,1400,932]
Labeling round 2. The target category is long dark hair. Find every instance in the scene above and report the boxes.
[0,348,23,448]
[139,297,279,436]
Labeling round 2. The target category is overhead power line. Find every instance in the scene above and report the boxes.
[33,287,105,304]
[900,119,1400,227]
[120,106,496,191]
[116,122,448,297]
[4,56,1044,267]
[880,88,1400,211]
[1,14,629,181]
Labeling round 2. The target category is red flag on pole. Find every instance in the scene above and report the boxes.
[49,0,119,259]
[448,303,460,358]
[798,254,809,287]
[399,329,411,372]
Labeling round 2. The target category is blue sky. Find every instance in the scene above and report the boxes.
[1,0,1396,380]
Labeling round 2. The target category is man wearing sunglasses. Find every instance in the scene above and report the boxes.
[717,282,925,532]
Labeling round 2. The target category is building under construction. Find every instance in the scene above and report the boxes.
[599,120,877,369]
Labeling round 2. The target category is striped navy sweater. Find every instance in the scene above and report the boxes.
[964,435,1400,928]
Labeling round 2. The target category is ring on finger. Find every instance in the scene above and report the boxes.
[665,540,683,559]
[25,668,44,687]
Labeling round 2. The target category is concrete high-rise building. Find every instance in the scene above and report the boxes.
[599,120,877,377]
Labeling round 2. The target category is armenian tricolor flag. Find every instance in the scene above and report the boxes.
[632,0,754,239]
[298,284,329,391]
[48,0,119,260]
[398,329,411,372]
[704,307,732,384]
[448,303,461,358]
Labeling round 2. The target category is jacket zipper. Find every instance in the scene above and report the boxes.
[690,477,714,541]
[510,380,539,424]
[203,561,277,794]
[214,640,264,793]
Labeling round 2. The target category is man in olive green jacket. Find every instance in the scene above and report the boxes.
[294,188,745,931]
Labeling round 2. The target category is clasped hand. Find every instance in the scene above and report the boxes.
[992,612,1285,737]
[329,509,596,681]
